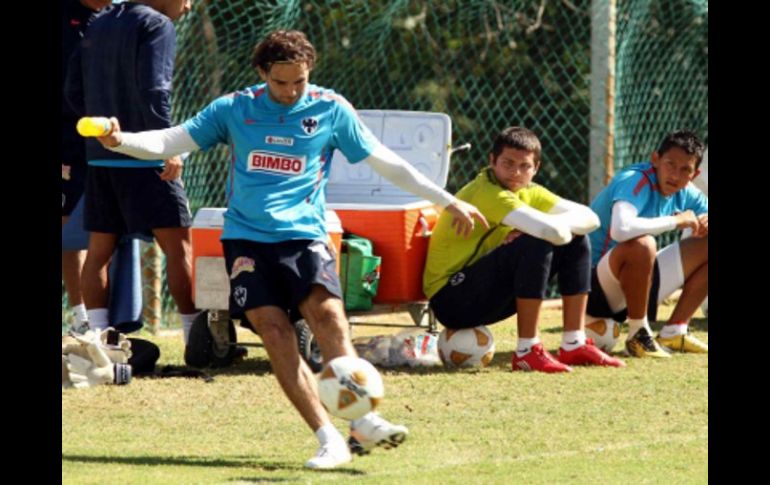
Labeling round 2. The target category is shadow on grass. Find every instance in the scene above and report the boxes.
[61,454,365,476]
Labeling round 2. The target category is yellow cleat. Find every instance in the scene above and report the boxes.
[656,333,708,353]
[625,328,671,358]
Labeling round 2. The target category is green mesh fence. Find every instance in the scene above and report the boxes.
[62,0,708,326]
[614,0,708,167]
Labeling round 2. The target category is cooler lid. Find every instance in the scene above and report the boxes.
[326,110,452,205]
[192,207,226,228]
[192,207,340,231]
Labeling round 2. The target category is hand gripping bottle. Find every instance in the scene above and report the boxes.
[76,117,112,137]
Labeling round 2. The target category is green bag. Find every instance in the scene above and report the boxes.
[339,234,381,311]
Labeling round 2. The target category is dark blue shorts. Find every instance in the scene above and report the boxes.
[222,239,343,324]
[62,160,87,217]
[84,165,191,234]
[585,260,661,323]
[430,234,591,329]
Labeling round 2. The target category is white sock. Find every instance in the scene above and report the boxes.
[561,330,586,351]
[71,304,88,326]
[180,312,202,345]
[315,422,345,447]
[627,317,651,339]
[660,322,688,338]
[516,336,541,357]
[87,308,109,330]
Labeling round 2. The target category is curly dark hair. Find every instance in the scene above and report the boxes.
[251,30,317,73]
[655,129,705,168]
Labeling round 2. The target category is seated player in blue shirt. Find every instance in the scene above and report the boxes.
[90,30,488,470]
[586,130,708,358]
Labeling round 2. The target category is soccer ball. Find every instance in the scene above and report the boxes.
[437,326,495,368]
[317,356,384,420]
[585,318,620,353]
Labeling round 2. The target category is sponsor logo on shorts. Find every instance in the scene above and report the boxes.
[301,117,319,135]
[449,272,465,286]
[265,135,294,146]
[230,257,255,280]
[234,286,248,307]
[247,150,306,176]
[62,164,71,181]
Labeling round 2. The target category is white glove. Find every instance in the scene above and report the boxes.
[63,339,132,389]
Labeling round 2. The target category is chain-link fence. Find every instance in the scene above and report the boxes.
[62,0,708,327]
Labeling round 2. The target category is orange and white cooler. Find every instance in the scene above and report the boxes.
[327,110,452,304]
[190,208,343,310]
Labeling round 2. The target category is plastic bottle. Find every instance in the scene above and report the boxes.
[76,117,112,137]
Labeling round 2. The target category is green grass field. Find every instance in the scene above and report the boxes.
[62,302,707,484]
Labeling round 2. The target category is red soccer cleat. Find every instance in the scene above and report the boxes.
[558,339,626,367]
[512,343,573,373]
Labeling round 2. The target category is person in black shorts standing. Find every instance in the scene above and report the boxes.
[62,0,112,332]
[64,0,198,341]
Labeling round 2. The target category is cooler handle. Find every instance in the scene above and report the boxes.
[417,207,439,238]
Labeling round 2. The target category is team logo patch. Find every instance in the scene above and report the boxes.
[449,272,466,286]
[62,164,71,181]
[230,257,255,280]
[247,150,307,176]
[234,286,248,307]
[301,117,319,135]
[265,135,294,146]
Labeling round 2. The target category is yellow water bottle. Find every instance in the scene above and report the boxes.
[76,117,112,137]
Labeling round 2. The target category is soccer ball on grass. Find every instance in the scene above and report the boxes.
[317,356,384,420]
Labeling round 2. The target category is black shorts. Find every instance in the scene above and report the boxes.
[585,259,661,323]
[430,234,591,329]
[62,160,87,217]
[222,239,343,324]
[84,165,192,234]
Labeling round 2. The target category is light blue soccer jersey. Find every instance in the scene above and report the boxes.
[588,162,709,266]
[182,83,378,243]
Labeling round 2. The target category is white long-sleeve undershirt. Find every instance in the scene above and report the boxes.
[501,198,600,246]
[362,143,456,208]
[610,200,677,242]
[109,125,199,159]
[109,128,457,208]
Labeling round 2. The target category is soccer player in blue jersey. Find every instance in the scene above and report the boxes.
[65,1,197,338]
[585,130,708,358]
[92,30,488,469]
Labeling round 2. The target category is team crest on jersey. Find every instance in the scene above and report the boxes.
[230,257,255,280]
[248,150,307,176]
[301,117,319,135]
[265,135,294,146]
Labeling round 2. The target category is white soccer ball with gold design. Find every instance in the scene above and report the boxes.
[437,326,495,368]
[585,318,620,353]
[317,356,384,420]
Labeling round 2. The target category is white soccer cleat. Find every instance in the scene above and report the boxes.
[304,443,352,469]
[348,412,408,456]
